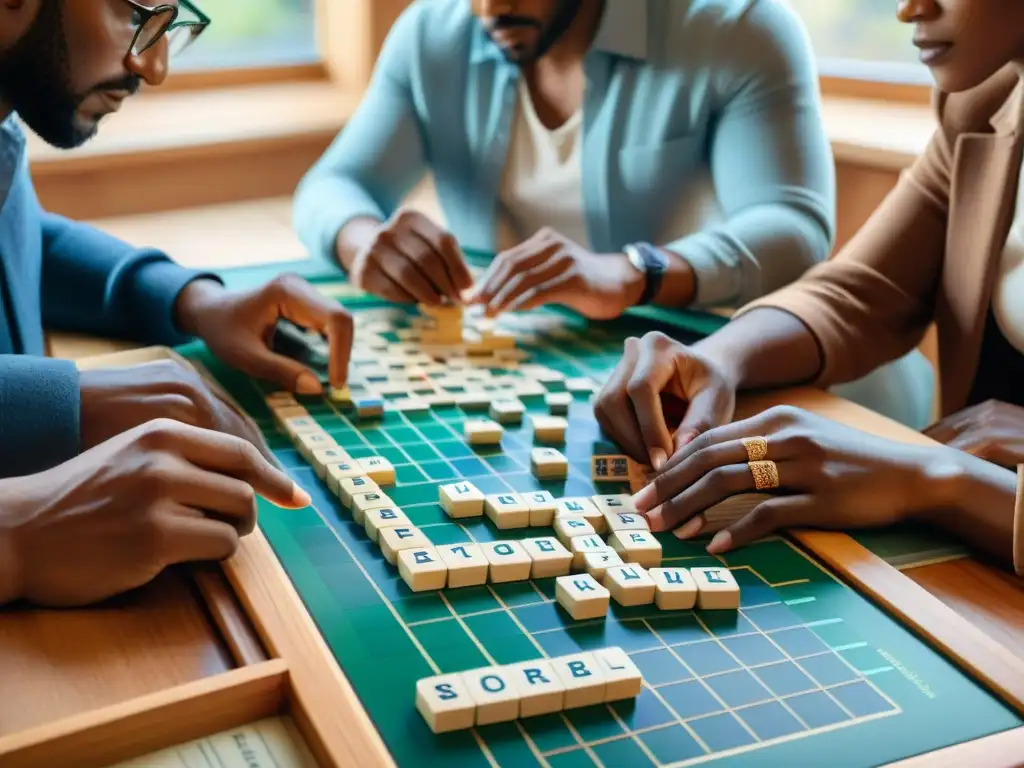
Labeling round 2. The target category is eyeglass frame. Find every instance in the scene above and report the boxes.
[122,0,211,58]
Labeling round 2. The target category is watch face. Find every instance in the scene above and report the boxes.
[626,247,646,273]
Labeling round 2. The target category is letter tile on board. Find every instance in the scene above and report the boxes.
[554,515,597,547]
[693,567,741,609]
[592,494,638,516]
[296,430,338,460]
[489,399,526,425]
[603,565,657,607]
[327,462,362,495]
[531,415,568,442]
[283,415,321,436]
[482,541,532,583]
[591,455,631,482]
[557,498,605,533]
[525,490,558,527]
[311,447,351,480]
[509,659,565,717]
[609,530,663,569]
[439,544,490,588]
[339,476,379,508]
[604,511,651,533]
[649,568,698,610]
[379,526,432,566]
[522,537,573,578]
[351,490,394,526]
[465,419,504,445]
[357,456,396,486]
[364,507,411,542]
[552,653,606,709]
[399,547,448,593]
[439,482,486,519]
[593,647,643,701]
[485,494,530,530]
[416,674,476,733]
[569,535,610,571]
[530,448,568,479]
[555,574,610,621]
[461,667,520,725]
[545,391,573,415]
[583,550,624,581]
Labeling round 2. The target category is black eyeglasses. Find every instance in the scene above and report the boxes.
[123,0,211,58]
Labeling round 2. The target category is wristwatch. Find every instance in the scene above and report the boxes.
[623,242,670,306]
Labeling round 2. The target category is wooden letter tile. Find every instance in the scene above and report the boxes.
[339,476,380,508]
[509,659,564,717]
[592,494,638,516]
[530,448,568,479]
[593,647,643,702]
[461,667,519,725]
[693,567,740,609]
[399,546,448,592]
[650,567,698,610]
[583,550,624,581]
[351,490,394,526]
[555,574,610,621]
[464,419,504,445]
[603,565,657,607]
[439,544,490,587]
[554,515,597,547]
[326,461,362,495]
[439,482,486,519]
[525,490,558,527]
[364,507,411,543]
[557,498,605,534]
[485,493,530,530]
[570,535,610,571]
[609,530,663,569]
[591,455,631,482]
[416,674,476,733]
[522,537,573,578]
[311,447,351,479]
[482,540,532,583]
[551,653,606,709]
[379,526,432,566]
[357,456,396,486]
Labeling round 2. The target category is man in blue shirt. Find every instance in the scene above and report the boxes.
[295,0,835,319]
[0,0,347,606]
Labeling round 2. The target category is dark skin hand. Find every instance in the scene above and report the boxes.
[924,400,1024,468]
[630,405,1018,567]
[336,210,474,306]
[467,228,644,319]
[0,419,311,607]
[175,274,354,395]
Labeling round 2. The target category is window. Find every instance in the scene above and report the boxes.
[177,0,318,71]
[789,0,929,84]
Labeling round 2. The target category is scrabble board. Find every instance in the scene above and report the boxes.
[180,290,1024,767]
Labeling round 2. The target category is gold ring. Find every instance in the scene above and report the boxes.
[742,436,769,462]
[749,460,780,491]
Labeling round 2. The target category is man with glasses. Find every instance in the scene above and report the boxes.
[0,0,351,606]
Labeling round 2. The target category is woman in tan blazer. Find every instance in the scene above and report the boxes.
[594,0,1024,569]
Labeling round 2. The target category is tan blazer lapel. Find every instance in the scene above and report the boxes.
[941,80,1024,412]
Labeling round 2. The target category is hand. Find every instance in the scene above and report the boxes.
[175,275,353,394]
[632,406,958,554]
[0,419,311,607]
[80,359,269,457]
[466,228,644,319]
[924,399,1024,468]
[594,332,737,470]
[344,209,473,305]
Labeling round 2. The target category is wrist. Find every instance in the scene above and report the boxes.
[617,253,646,307]
[173,278,225,338]
[336,217,384,273]
[909,448,1016,525]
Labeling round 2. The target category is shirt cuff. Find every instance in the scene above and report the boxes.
[127,255,222,347]
[0,356,80,478]
[665,232,741,309]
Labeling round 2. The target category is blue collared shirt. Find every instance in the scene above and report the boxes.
[294,0,835,307]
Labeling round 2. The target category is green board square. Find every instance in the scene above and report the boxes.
[405,505,450,528]
[374,445,409,466]
[388,483,439,507]
[434,440,476,458]
[420,460,460,481]
[365,430,395,448]
[445,585,500,616]
[546,751,597,768]
[591,737,656,768]
[411,620,488,674]
[383,426,421,445]
[461,612,541,666]
[418,423,457,443]
[395,464,430,484]
[423,523,474,547]
[404,443,443,463]
[564,706,626,743]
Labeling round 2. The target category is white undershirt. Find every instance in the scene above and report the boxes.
[497,77,724,254]
[499,78,589,250]
[993,161,1024,352]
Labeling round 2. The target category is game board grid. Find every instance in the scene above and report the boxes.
[251,369,908,767]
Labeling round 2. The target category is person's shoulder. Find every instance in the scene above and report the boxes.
[934,65,1022,137]
[387,0,478,53]
[651,0,808,64]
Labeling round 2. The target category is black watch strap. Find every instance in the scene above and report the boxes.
[633,242,670,306]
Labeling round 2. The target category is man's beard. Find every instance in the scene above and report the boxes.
[489,0,584,65]
[0,0,91,148]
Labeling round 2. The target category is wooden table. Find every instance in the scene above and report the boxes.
[4,334,1024,767]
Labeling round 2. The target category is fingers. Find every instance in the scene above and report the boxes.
[504,271,579,315]
[486,256,568,316]
[645,464,761,533]
[634,438,757,513]
[707,495,816,554]
[377,243,444,305]
[470,243,552,307]
[659,409,779,477]
[672,356,736,451]
[153,421,310,509]
[387,230,453,303]
[594,340,650,463]
[358,262,418,305]
[409,215,473,297]
[165,462,260,535]
[161,510,241,564]
[625,339,677,470]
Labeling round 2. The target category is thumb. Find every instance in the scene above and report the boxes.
[707,495,815,554]
[236,340,323,396]
[673,359,736,452]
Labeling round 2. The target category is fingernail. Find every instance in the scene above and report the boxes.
[645,505,664,532]
[632,485,655,513]
[650,448,668,472]
[296,373,322,395]
[674,516,705,540]
[676,429,698,450]
[707,530,732,554]
[293,484,312,507]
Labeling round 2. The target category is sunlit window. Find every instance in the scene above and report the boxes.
[177,0,318,71]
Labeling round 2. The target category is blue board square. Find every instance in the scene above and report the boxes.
[592,737,658,768]
[770,626,829,658]
[721,634,785,667]
[752,662,817,697]
[688,713,756,752]
[647,614,710,646]
[829,681,896,717]
[658,680,724,720]
[736,701,806,741]
[674,641,739,676]
[611,687,677,730]
[742,603,802,632]
[631,649,692,686]
[638,725,705,764]
[784,691,851,729]
[799,653,859,687]
[704,670,772,708]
